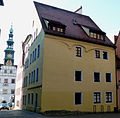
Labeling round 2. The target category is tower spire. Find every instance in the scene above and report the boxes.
[4,25,15,66]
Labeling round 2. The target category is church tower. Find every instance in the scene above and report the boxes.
[4,25,15,66]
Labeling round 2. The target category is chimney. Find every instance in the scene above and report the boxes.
[75,6,82,14]
[114,35,118,44]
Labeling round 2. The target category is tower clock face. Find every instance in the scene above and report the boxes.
[6,60,12,66]
[7,54,12,58]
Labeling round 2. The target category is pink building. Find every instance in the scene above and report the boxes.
[115,32,120,110]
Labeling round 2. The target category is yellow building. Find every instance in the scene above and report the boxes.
[22,2,117,113]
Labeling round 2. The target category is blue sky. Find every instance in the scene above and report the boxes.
[0,0,120,65]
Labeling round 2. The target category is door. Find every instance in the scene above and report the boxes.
[34,93,38,112]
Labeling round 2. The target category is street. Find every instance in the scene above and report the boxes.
[1,110,120,118]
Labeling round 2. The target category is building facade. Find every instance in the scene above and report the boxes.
[114,33,120,110]
[22,2,117,113]
[0,26,17,106]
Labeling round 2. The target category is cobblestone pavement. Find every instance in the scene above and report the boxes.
[0,110,120,118]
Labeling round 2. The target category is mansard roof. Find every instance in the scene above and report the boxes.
[34,1,115,48]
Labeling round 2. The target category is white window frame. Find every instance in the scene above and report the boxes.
[75,46,82,57]
[105,72,112,83]
[95,50,101,59]
[93,92,102,104]
[105,92,113,104]
[74,92,82,105]
[103,51,108,60]
[93,72,101,83]
[74,70,83,82]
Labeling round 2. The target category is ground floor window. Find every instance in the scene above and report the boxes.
[106,92,112,103]
[93,92,101,104]
[75,92,82,105]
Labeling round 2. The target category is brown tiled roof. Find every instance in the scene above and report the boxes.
[34,1,115,48]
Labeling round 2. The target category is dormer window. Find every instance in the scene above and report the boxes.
[43,18,66,33]
[90,31,104,40]
[81,25,105,40]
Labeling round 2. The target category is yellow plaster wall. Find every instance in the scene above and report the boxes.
[41,34,116,112]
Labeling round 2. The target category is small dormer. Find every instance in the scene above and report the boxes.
[43,18,66,33]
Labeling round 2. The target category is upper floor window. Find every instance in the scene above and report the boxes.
[4,79,8,83]
[37,44,40,58]
[106,73,112,82]
[11,79,15,84]
[103,51,108,60]
[3,89,7,94]
[10,70,12,74]
[36,68,39,82]
[11,89,15,94]
[75,46,82,57]
[94,72,100,82]
[44,19,66,33]
[93,92,101,104]
[90,32,104,40]
[75,70,82,82]
[95,50,100,59]
[4,70,7,73]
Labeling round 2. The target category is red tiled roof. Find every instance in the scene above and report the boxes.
[34,1,115,48]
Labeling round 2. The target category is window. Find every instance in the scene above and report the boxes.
[30,54,32,64]
[35,48,37,60]
[93,92,101,104]
[11,89,15,94]
[28,93,30,104]
[103,51,108,60]
[25,95,26,105]
[10,70,12,74]
[90,32,94,38]
[95,50,100,58]
[11,79,15,83]
[36,68,39,82]
[93,33,97,38]
[29,73,31,84]
[37,44,40,58]
[75,46,82,57]
[4,70,7,73]
[106,92,112,103]
[31,72,33,83]
[31,93,33,105]
[23,95,24,105]
[33,70,35,82]
[75,71,82,81]
[94,72,100,82]
[32,51,34,62]
[4,79,8,83]
[75,92,82,105]
[106,73,112,82]
[3,89,7,94]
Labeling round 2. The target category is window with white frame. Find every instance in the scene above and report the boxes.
[106,73,112,82]
[103,51,108,60]
[106,92,112,103]
[75,46,82,57]
[75,70,82,81]
[93,92,101,104]
[95,50,100,58]
[94,72,100,82]
[75,92,82,105]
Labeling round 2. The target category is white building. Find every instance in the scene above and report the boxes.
[0,65,17,104]
[0,25,17,106]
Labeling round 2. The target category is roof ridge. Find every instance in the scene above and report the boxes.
[34,1,90,18]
